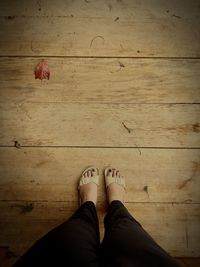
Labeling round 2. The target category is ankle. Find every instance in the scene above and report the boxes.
[107,184,125,205]
[79,184,97,206]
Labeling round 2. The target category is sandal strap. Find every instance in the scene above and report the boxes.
[105,176,126,189]
[79,176,99,188]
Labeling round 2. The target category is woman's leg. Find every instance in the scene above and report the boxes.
[100,168,180,267]
[13,168,100,267]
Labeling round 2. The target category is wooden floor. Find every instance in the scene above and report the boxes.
[0,1,200,266]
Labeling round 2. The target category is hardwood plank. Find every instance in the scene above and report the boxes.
[0,147,199,202]
[0,103,199,147]
[0,57,199,104]
[0,201,199,258]
[0,246,16,267]
[0,0,199,18]
[0,0,199,57]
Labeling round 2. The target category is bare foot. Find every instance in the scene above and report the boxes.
[105,167,126,204]
[79,167,98,206]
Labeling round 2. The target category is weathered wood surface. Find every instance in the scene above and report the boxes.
[0,58,199,104]
[0,1,200,265]
[0,201,199,258]
[0,147,199,203]
[0,0,199,57]
[0,103,199,147]
[1,0,199,18]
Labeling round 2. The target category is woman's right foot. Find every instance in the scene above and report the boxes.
[105,167,126,204]
[79,167,99,206]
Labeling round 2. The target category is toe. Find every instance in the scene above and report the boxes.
[106,167,112,177]
[112,168,116,177]
[87,170,91,177]
[116,170,120,177]
[90,170,93,177]
[91,168,97,176]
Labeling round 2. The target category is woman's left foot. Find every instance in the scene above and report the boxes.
[79,167,99,206]
[105,167,126,204]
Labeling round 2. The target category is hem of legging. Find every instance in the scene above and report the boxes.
[109,199,124,208]
[80,200,96,207]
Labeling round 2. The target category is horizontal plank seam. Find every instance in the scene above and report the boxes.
[0,15,196,19]
[0,145,200,149]
[1,102,200,105]
[0,55,200,60]
[0,200,199,204]
[176,257,200,259]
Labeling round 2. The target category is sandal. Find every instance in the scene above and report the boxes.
[104,167,126,190]
[78,166,99,190]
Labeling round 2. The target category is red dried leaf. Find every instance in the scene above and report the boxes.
[34,60,50,80]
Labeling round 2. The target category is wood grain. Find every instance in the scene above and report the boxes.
[0,57,199,104]
[0,103,199,147]
[0,0,199,57]
[1,0,199,18]
[0,201,199,258]
[0,147,199,203]
[0,1,200,264]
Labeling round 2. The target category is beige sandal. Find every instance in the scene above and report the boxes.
[104,167,126,190]
[78,166,99,190]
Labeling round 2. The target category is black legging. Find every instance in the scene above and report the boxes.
[13,200,180,267]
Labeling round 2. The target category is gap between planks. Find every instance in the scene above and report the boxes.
[0,200,200,204]
[1,55,200,59]
[1,146,200,149]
